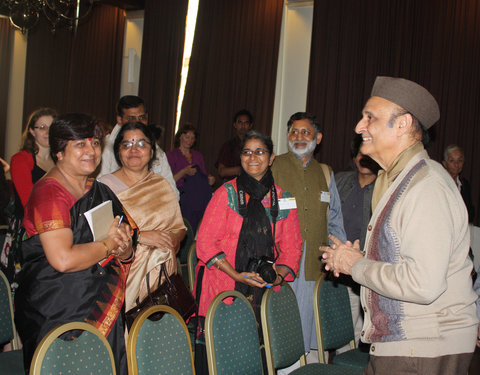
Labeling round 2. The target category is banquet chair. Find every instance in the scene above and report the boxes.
[127,305,195,375]
[179,218,194,286]
[29,322,116,375]
[205,290,264,375]
[261,283,363,375]
[0,270,24,375]
[187,241,198,292]
[314,273,369,369]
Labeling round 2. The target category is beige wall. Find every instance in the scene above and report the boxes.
[4,29,27,164]
[271,1,313,156]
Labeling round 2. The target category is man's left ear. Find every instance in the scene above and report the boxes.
[397,113,413,134]
[316,132,323,145]
[269,153,276,166]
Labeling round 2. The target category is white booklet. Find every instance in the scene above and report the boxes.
[83,200,114,241]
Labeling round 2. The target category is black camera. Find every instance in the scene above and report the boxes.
[246,256,277,283]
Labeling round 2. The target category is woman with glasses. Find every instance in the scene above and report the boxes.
[10,108,58,208]
[99,122,186,312]
[193,130,302,373]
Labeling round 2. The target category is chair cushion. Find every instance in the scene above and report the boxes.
[332,349,369,369]
[0,350,25,375]
[290,363,364,375]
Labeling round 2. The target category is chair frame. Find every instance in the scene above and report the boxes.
[313,273,356,364]
[261,283,307,374]
[0,270,20,350]
[187,241,196,292]
[29,322,116,375]
[127,304,195,375]
[205,290,263,375]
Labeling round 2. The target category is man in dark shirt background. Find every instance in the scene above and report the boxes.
[216,109,253,182]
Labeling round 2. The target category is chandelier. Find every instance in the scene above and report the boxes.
[0,0,95,33]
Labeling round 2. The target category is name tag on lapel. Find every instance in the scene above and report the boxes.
[320,191,331,203]
[278,197,297,210]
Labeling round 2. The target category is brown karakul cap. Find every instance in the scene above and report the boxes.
[371,76,440,129]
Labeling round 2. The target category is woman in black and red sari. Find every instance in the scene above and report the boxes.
[14,114,134,374]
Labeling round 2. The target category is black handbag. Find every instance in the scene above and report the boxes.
[125,263,197,329]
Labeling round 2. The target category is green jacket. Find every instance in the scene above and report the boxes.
[271,152,331,280]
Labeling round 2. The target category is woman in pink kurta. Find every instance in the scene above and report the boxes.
[195,179,302,317]
[194,130,301,327]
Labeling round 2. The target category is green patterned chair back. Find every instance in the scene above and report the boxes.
[314,275,370,369]
[205,290,263,375]
[30,322,116,375]
[0,270,24,375]
[127,305,195,375]
[0,270,17,347]
[179,218,195,286]
[315,274,355,351]
[187,242,197,292]
[261,283,306,372]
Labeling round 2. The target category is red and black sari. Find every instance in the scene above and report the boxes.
[15,178,130,374]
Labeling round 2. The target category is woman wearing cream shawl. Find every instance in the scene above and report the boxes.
[99,122,186,310]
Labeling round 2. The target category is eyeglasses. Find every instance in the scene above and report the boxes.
[240,148,269,157]
[289,128,313,137]
[120,139,151,149]
[33,125,50,132]
[125,114,148,122]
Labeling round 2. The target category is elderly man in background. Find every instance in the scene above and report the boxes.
[98,95,179,199]
[322,77,478,375]
[442,144,475,223]
[272,112,346,363]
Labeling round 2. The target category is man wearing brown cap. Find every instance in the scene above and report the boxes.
[321,77,478,374]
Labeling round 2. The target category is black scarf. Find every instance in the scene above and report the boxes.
[234,168,278,296]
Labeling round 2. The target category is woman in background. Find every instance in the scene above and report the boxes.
[10,108,57,208]
[167,123,214,234]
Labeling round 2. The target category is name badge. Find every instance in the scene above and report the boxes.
[320,191,331,203]
[278,197,297,210]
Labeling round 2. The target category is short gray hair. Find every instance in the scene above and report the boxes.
[443,144,463,161]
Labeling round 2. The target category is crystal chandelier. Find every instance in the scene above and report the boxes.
[0,0,95,33]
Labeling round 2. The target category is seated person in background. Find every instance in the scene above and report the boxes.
[15,114,133,374]
[335,134,380,345]
[216,109,254,182]
[10,108,57,209]
[167,123,214,234]
[98,95,179,200]
[99,122,186,312]
[194,131,302,373]
[442,144,475,223]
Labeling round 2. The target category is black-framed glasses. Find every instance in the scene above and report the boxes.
[120,139,151,149]
[240,148,268,156]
